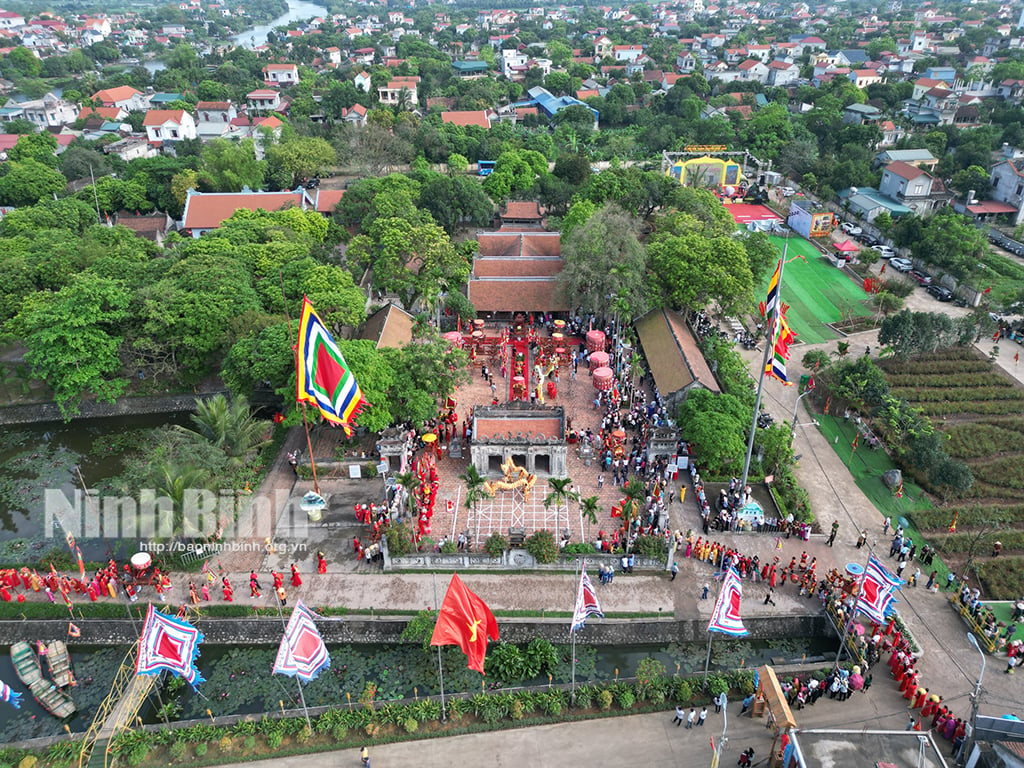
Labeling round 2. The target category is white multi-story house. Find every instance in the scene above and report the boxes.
[10,92,78,128]
[378,76,418,108]
[247,89,283,112]
[0,10,25,28]
[143,109,197,145]
[195,100,237,138]
[262,63,300,86]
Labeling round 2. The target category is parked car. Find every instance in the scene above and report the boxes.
[781,186,796,197]
[926,285,953,302]
[889,257,913,272]
[857,234,881,247]
[909,269,933,285]
[841,222,863,236]
[872,245,896,258]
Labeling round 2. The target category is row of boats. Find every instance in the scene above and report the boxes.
[10,640,77,719]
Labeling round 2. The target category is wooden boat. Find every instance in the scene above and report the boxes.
[44,640,75,688]
[10,641,76,719]
[11,641,43,688]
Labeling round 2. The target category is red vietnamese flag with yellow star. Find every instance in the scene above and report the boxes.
[430,574,499,674]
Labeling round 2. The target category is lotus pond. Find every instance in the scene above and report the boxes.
[0,636,837,743]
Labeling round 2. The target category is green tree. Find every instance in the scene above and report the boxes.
[199,138,266,192]
[222,322,293,400]
[181,394,268,466]
[351,216,469,310]
[382,328,470,426]
[647,212,755,314]
[559,203,647,319]
[677,389,749,475]
[141,247,262,382]
[265,136,336,187]
[8,132,58,167]
[0,160,67,207]
[418,173,494,235]
[12,274,131,418]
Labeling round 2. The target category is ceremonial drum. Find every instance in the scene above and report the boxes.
[589,351,610,372]
[592,367,614,391]
[586,329,606,353]
[443,331,463,347]
[130,553,151,571]
[473,319,485,330]
[553,319,566,332]
[551,332,564,345]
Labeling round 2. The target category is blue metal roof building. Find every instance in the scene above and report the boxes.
[517,86,599,128]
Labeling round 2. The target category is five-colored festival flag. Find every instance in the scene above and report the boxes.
[763,257,796,386]
[856,555,902,624]
[570,564,604,634]
[430,574,499,674]
[136,604,205,690]
[274,600,331,683]
[295,297,367,435]
[0,678,22,709]
[707,566,749,636]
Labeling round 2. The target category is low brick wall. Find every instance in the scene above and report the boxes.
[0,613,830,647]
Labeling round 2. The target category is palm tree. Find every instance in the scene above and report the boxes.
[580,495,600,545]
[460,464,486,520]
[544,476,579,540]
[180,394,268,466]
[155,461,211,538]
[621,477,646,548]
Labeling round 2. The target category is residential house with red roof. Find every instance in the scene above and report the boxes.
[440,110,494,129]
[180,190,312,236]
[93,85,149,112]
[378,76,418,109]
[247,89,283,112]
[143,110,196,146]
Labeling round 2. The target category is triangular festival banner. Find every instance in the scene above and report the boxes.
[135,605,205,690]
[273,600,331,683]
[296,297,367,435]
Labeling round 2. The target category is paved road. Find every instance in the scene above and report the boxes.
[223,680,953,768]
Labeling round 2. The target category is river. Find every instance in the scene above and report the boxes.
[231,0,329,49]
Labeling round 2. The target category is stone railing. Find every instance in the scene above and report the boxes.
[384,545,665,572]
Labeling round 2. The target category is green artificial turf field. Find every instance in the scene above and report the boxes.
[763,235,874,345]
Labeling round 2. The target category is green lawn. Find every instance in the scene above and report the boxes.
[812,413,954,588]
[762,235,874,345]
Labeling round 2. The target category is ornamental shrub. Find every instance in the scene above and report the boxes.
[614,687,635,710]
[242,736,256,751]
[403,718,418,734]
[483,533,508,557]
[597,689,613,710]
[194,743,208,758]
[525,529,558,563]
[168,742,187,760]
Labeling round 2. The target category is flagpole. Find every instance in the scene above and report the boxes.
[300,404,321,497]
[274,593,312,729]
[741,241,788,492]
[432,572,447,721]
[570,559,579,706]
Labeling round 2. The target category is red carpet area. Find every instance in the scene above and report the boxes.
[723,203,782,224]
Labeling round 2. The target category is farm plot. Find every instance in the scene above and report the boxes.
[878,349,1024,598]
